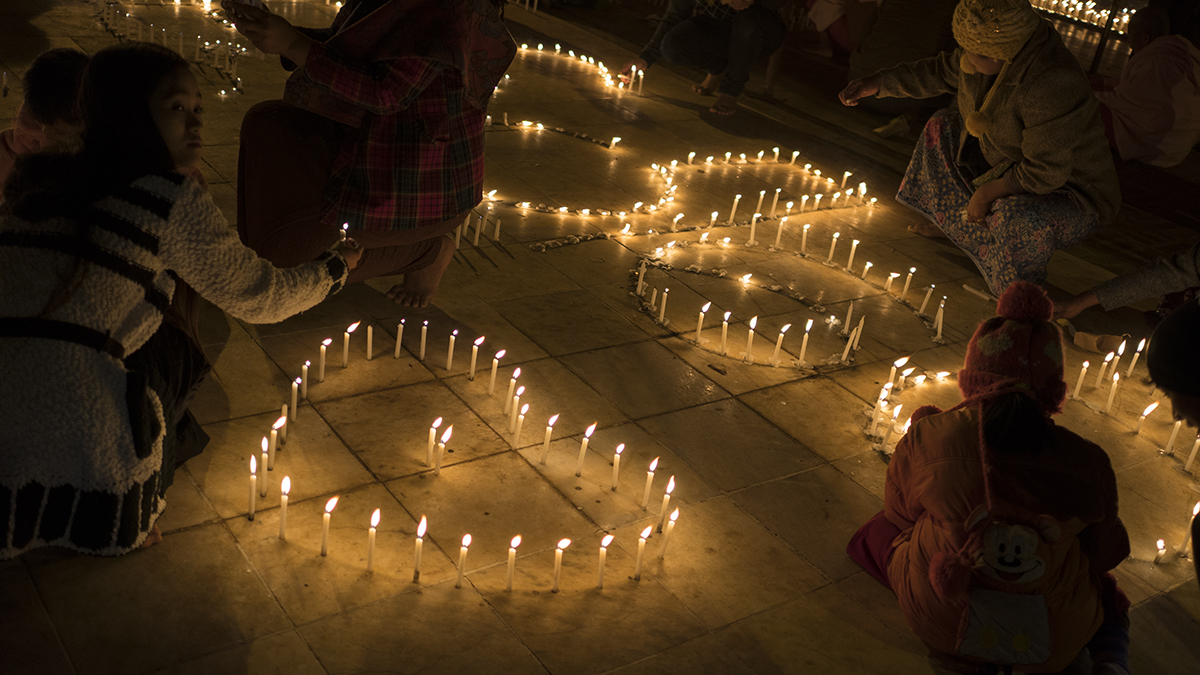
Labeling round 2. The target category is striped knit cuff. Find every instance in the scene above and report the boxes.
[317,250,349,298]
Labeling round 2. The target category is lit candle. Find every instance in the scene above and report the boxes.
[798,319,814,366]
[827,232,840,262]
[658,288,669,323]
[488,349,506,396]
[633,525,652,580]
[1154,538,1169,564]
[419,321,429,361]
[248,455,257,521]
[727,194,741,225]
[610,136,620,150]
[790,150,800,164]
[597,534,614,588]
[426,417,443,467]
[748,214,759,246]
[771,324,791,367]
[769,188,781,218]
[687,151,695,164]
[720,312,731,355]
[883,273,898,293]
[540,414,559,464]
[846,239,860,271]
[841,171,852,189]
[709,211,718,228]
[695,302,712,342]
[897,367,916,390]
[434,426,453,476]
[774,217,788,249]
[935,298,946,340]
[658,475,676,531]
[861,261,873,281]
[366,508,381,572]
[918,286,935,315]
[882,405,904,447]
[321,496,338,557]
[506,535,521,591]
[394,320,405,359]
[1073,361,1089,399]
[1180,502,1200,554]
[454,533,471,588]
[869,385,891,435]
[1095,352,1114,388]
[1135,401,1159,434]
[888,357,910,387]
[1126,338,1146,377]
[290,377,300,422]
[641,457,659,510]
[800,195,809,213]
[744,316,758,364]
[1165,419,1183,455]
[1186,437,1200,473]
[552,538,571,592]
[610,443,625,491]
[412,515,427,582]
[278,476,290,539]
[513,403,528,444]
[342,322,359,368]
[724,151,732,164]
[814,194,823,210]
[801,223,810,255]
[261,436,271,487]
[467,336,485,381]
[504,367,521,414]
[757,151,765,163]
[658,508,680,558]
[574,422,598,477]
[278,405,288,445]
[635,261,647,296]
[319,338,331,381]
[900,268,915,302]
[442,329,457,371]
[1110,340,1127,378]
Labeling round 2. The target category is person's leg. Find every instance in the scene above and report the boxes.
[846,510,902,590]
[344,209,472,306]
[711,5,786,114]
[980,193,1100,294]
[660,17,732,95]
[1086,573,1131,675]
[895,110,973,240]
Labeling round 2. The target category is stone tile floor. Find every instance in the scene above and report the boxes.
[1,2,1198,674]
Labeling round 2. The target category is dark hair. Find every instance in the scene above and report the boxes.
[982,392,1052,454]
[22,48,90,126]
[1129,7,1171,41]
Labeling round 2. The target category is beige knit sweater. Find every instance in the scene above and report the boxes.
[877,21,1121,223]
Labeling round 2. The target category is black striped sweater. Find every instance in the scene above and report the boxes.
[0,172,348,557]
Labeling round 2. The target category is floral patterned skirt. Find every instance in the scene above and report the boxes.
[896,111,1100,295]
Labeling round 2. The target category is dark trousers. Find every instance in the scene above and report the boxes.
[660,6,786,97]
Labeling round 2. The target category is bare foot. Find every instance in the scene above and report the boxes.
[386,235,454,308]
[140,524,163,548]
[709,93,737,116]
[908,223,948,239]
[692,73,719,96]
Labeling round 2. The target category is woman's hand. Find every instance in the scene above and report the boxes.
[967,178,1013,223]
[838,74,881,106]
[336,239,363,270]
[619,58,648,83]
[221,1,312,63]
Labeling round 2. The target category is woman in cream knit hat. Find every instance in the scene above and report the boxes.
[839,0,1120,296]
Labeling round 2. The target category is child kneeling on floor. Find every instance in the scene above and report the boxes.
[0,48,89,193]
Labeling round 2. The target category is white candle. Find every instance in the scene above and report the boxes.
[658,475,676,530]
[883,273,897,293]
[901,268,915,302]
[840,326,857,364]
[658,288,669,323]
[774,217,788,249]
[934,298,945,340]
[1154,539,1169,564]
[633,525,652,580]
[897,367,916,390]
[841,171,852,189]
[513,403,528,445]
[635,261,646,296]
[861,261,873,281]
[540,414,559,464]
[1073,361,1089,399]
[771,324,791,366]
[727,194,741,225]
[494,218,502,240]
[506,535,521,591]
[769,189,781,218]
[301,361,309,399]
[434,426,453,476]
[319,339,331,381]
[800,195,809,213]
[641,457,659,510]
[488,350,506,395]
[888,357,910,387]
[262,435,272,485]
[610,136,620,150]
[814,194,824,210]
[412,515,427,582]
[468,336,485,380]
[1110,340,1126,378]
[658,508,680,558]
[720,312,731,355]
[278,476,290,539]
[1135,401,1158,434]
[321,496,338,557]
[800,223,810,255]
[842,301,855,337]
[744,316,758,364]
[446,329,457,371]
[290,378,300,422]
[248,455,257,521]
[366,325,374,361]
[695,302,712,342]
[790,150,800,164]
[798,319,814,366]
[597,534,614,588]
[367,508,381,572]
[504,367,521,414]
[709,211,718,228]
[1095,352,1114,387]
[845,239,860,271]
[574,422,598,477]
[278,405,288,446]
[342,322,359,368]
[1179,502,1199,554]
[608,442,625,491]
[551,538,571,592]
[426,417,443,466]
[882,405,903,447]
[748,214,759,245]
[1186,437,1200,473]
[827,232,840,262]
[419,321,428,361]
[757,151,765,163]
[918,286,935,315]
[687,151,695,164]
[454,533,471,588]
[394,320,405,359]
[1126,338,1146,377]
[852,316,866,351]
[1165,420,1183,455]
[637,70,644,95]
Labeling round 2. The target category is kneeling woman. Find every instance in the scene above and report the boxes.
[0,43,359,557]
[840,0,1120,295]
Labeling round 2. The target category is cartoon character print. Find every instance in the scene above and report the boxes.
[975,522,1050,585]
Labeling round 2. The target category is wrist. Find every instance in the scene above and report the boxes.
[285,33,315,67]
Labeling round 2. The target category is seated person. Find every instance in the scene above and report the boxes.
[621,0,788,116]
[1094,7,1200,168]
[1055,241,1200,320]
[0,48,89,191]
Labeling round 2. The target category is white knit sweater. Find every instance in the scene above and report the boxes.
[0,172,348,557]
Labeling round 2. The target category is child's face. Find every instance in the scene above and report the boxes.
[150,67,203,170]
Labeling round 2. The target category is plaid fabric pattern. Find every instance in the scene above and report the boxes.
[304,42,486,231]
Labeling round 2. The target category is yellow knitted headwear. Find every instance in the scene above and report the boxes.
[952,0,1041,61]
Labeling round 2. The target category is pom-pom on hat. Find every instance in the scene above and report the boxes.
[1147,300,1200,397]
[952,0,1042,61]
[959,281,1067,414]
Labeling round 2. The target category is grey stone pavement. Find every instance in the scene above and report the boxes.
[1,2,1197,674]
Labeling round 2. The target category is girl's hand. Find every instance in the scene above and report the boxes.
[966,188,995,223]
[336,239,363,270]
[221,1,306,58]
[839,75,882,107]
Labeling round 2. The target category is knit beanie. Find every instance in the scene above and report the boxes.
[1147,300,1200,397]
[952,0,1042,61]
[958,281,1067,414]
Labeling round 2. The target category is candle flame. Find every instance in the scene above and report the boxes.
[903,418,912,433]
[347,322,360,333]
[370,508,381,528]
[432,417,443,429]
[640,526,653,539]
[516,386,525,396]
[511,535,522,548]
[669,508,680,522]
[1113,373,1120,383]
[901,367,916,377]
[462,533,472,547]
[440,426,454,443]
[665,475,676,494]
[585,422,597,438]
[261,436,268,452]
[495,349,506,359]
[780,324,792,334]
[451,329,458,336]
[325,496,339,513]
[1157,539,1166,551]
[549,414,559,426]
[914,375,927,386]
[1193,502,1199,517]
[894,356,910,368]
[281,476,291,494]
[1082,361,1089,368]
[1103,352,1114,363]
[749,316,758,329]
[273,416,287,430]
[832,232,840,239]
[416,515,427,537]
[1117,340,1126,355]
[295,377,302,385]
[1143,401,1159,417]
[305,360,310,366]
[557,538,571,550]
[936,371,949,380]
[740,274,752,283]
[893,405,904,420]
[649,457,660,472]
[601,534,614,548]
[702,302,712,312]
[250,455,256,473]
[513,367,521,379]
[322,338,332,346]
[519,403,530,415]
[1136,338,1146,352]
[909,267,916,273]
[805,319,814,331]
[724,311,732,321]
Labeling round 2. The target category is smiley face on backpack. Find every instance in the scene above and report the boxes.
[975,521,1054,584]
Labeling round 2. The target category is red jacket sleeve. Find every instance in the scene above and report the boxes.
[885,431,924,531]
[1076,453,1130,575]
[301,42,445,115]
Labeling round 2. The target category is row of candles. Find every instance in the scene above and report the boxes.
[1033,0,1133,34]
